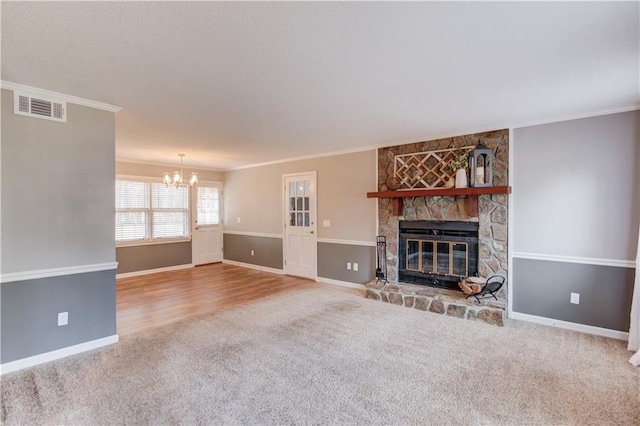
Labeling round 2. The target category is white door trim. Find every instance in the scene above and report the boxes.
[282,171,318,279]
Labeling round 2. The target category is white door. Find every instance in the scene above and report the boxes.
[283,172,317,279]
[192,182,223,265]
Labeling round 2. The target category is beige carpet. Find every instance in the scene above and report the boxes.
[2,284,638,425]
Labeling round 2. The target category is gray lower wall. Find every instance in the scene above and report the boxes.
[223,234,284,269]
[513,258,634,332]
[116,242,192,274]
[222,236,376,284]
[1,269,117,363]
[317,242,375,284]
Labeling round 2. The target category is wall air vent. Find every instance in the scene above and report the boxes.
[14,92,66,122]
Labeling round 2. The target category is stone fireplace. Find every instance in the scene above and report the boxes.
[366,130,509,325]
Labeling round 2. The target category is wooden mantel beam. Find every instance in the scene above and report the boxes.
[367,186,511,217]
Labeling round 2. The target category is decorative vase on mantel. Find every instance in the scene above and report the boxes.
[455,168,468,188]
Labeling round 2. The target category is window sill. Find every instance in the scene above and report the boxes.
[116,237,192,248]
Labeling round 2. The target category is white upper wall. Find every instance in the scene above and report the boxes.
[1,89,116,273]
[513,110,639,261]
[224,150,377,242]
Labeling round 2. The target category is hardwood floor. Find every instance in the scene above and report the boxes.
[116,263,354,337]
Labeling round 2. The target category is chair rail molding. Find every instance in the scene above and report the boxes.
[1,262,119,283]
[512,252,635,269]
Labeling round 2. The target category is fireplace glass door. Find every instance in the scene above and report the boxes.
[406,239,469,277]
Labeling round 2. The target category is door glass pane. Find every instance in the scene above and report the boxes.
[436,242,450,274]
[407,240,419,271]
[452,243,468,276]
[421,241,434,273]
[196,186,219,226]
[287,178,313,229]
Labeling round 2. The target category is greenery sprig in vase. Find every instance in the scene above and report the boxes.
[449,149,469,172]
[449,149,469,188]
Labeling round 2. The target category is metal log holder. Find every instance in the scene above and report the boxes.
[375,235,388,284]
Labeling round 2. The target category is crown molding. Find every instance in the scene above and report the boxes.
[509,104,640,130]
[375,104,640,151]
[116,157,225,173]
[228,144,377,171]
[1,81,121,113]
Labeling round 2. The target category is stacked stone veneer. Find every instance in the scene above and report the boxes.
[365,281,505,326]
[377,129,509,301]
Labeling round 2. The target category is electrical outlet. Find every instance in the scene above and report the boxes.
[353,263,359,271]
[251,250,255,256]
[347,262,351,270]
[236,217,241,223]
[323,220,331,227]
[58,312,68,326]
[570,293,580,304]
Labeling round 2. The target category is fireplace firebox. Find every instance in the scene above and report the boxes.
[398,220,479,290]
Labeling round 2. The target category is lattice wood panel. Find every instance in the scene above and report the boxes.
[394,146,474,189]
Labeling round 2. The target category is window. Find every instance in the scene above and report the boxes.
[115,177,189,243]
[196,186,220,226]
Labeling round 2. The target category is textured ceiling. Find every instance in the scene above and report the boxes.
[2,2,638,170]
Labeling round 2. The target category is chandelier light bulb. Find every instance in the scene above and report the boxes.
[163,154,198,188]
[163,172,172,186]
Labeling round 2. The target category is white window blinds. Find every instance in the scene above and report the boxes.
[115,178,189,243]
[115,179,150,242]
[151,182,189,239]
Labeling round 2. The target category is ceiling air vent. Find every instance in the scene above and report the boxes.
[14,92,66,122]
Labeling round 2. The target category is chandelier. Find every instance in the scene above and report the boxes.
[163,154,198,188]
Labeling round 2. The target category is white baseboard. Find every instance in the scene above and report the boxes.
[116,263,193,279]
[317,277,365,289]
[222,259,284,275]
[510,312,629,341]
[0,334,119,375]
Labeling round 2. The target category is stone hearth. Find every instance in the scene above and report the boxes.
[365,281,506,326]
